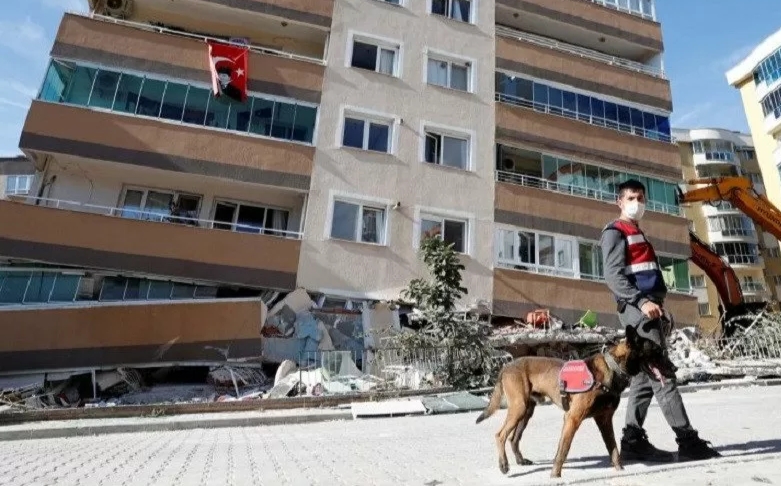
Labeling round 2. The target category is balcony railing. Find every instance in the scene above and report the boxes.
[495,92,672,143]
[495,170,681,216]
[495,25,665,78]
[741,282,767,294]
[88,13,325,65]
[588,0,656,21]
[21,196,303,240]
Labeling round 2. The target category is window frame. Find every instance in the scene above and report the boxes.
[495,227,578,278]
[117,185,204,223]
[425,50,474,93]
[346,32,402,78]
[4,175,33,196]
[690,275,706,288]
[209,197,292,235]
[326,192,391,246]
[428,0,476,24]
[421,122,474,171]
[419,213,469,254]
[338,106,399,154]
[698,302,711,317]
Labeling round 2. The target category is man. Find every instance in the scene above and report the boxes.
[599,179,721,462]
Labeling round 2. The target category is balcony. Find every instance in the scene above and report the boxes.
[496,26,671,111]
[89,0,333,48]
[0,199,301,290]
[54,14,325,98]
[495,102,681,181]
[495,0,663,63]
[0,298,266,373]
[493,268,697,327]
[21,101,314,191]
[494,181,689,255]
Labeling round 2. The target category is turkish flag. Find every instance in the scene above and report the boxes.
[207,40,249,103]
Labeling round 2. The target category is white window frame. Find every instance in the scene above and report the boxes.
[698,302,710,317]
[373,0,404,6]
[417,213,469,255]
[494,226,578,278]
[345,31,402,78]
[420,121,474,171]
[425,50,474,93]
[413,206,474,255]
[427,0,476,24]
[118,186,203,221]
[209,197,291,234]
[690,275,706,288]
[338,106,399,154]
[325,191,391,246]
[4,175,33,196]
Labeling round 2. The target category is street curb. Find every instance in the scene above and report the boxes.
[1,378,780,442]
[0,411,354,442]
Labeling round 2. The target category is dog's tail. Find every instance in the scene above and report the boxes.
[475,373,504,424]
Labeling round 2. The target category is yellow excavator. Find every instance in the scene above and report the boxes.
[676,176,781,333]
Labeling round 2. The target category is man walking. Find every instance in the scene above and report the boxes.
[599,179,721,462]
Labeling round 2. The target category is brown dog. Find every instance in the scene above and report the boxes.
[475,325,677,478]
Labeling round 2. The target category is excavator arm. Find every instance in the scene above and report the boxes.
[688,230,745,308]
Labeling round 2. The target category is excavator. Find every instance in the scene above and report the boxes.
[676,176,780,335]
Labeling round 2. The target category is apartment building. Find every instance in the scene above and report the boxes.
[0,156,34,200]
[674,128,781,334]
[0,0,696,372]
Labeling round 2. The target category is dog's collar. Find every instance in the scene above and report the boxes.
[602,352,630,393]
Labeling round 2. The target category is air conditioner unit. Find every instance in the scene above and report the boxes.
[100,0,134,19]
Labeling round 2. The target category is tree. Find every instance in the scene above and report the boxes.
[393,237,499,389]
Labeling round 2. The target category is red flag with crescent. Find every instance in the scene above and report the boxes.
[207,40,249,103]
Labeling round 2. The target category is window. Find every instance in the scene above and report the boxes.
[98,276,217,302]
[431,0,472,23]
[342,114,392,153]
[659,255,690,293]
[698,302,710,316]
[376,0,401,4]
[0,270,80,305]
[690,275,706,288]
[4,175,32,196]
[424,129,469,170]
[350,38,398,76]
[707,215,754,237]
[330,200,386,244]
[495,72,671,143]
[692,139,735,162]
[37,60,318,144]
[427,56,470,92]
[495,144,681,216]
[761,87,781,120]
[495,228,576,277]
[211,200,290,236]
[741,276,765,293]
[754,47,781,88]
[421,215,467,253]
[578,242,603,281]
[119,188,202,225]
[714,242,760,265]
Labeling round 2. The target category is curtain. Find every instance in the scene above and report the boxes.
[378,49,395,75]
[427,59,448,87]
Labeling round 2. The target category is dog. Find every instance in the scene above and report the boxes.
[475,325,677,478]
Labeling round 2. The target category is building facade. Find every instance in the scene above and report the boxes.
[674,128,781,334]
[0,0,696,372]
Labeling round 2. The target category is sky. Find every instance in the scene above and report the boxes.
[0,1,781,155]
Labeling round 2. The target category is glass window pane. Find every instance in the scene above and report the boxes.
[368,122,390,152]
[226,96,252,132]
[122,68,154,106]
[562,91,577,117]
[124,278,142,300]
[431,0,447,15]
[39,61,74,102]
[577,94,591,122]
[0,273,29,304]
[121,189,144,219]
[236,204,266,233]
[351,41,378,71]
[100,277,126,301]
[378,48,395,75]
[443,220,465,252]
[136,78,165,117]
[579,243,595,277]
[421,218,442,241]
[291,105,316,143]
[249,98,274,136]
[533,82,548,105]
[656,116,671,137]
[428,59,448,87]
[538,235,554,267]
[617,105,631,128]
[591,98,605,122]
[452,0,470,21]
[331,201,359,241]
[23,272,56,303]
[88,70,120,109]
[63,65,96,105]
[451,64,468,91]
[442,136,467,169]
[343,118,365,148]
[144,191,174,221]
[548,88,563,108]
[148,281,172,299]
[425,133,440,163]
[204,96,230,129]
[182,86,209,125]
[159,83,188,121]
[497,229,514,261]
[171,283,196,299]
[604,102,618,124]
[556,239,573,270]
[519,231,535,264]
[361,207,385,243]
[271,102,296,139]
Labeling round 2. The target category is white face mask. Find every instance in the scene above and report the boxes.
[622,201,646,221]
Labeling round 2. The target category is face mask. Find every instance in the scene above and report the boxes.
[622,201,646,221]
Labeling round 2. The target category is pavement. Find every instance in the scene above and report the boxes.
[2,386,781,485]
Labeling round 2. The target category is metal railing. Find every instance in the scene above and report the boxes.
[588,0,656,21]
[21,196,304,240]
[495,25,665,78]
[87,13,325,65]
[495,170,681,216]
[495,92,673,144]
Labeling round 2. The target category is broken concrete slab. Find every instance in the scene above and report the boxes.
[351,399,427,419]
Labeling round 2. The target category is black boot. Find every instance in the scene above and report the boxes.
[620,426,675,463]
[677,432,721,461]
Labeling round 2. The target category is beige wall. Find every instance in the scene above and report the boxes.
[738,80,781,209]
[297,0,496,305]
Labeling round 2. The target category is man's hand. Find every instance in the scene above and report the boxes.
[640,301,663,319]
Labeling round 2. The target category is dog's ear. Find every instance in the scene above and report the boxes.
[625,325,638,348]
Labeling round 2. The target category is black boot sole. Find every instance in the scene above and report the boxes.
[620,449,676,463]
